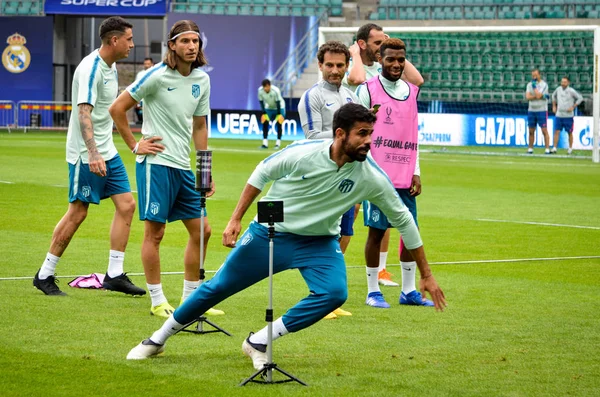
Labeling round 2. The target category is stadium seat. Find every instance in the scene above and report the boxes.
[368,11,379,20]
[174,4,186,12]
[330,6,343,16]
[303,6,316,16]
[291,6,303,16]
[225,5,237,15]
[265,6,277,15]
[252,6,263,15]
[239,5,251,15]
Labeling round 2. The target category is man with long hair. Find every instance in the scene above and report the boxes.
[126,103,446,366]
[109,20,223,317]
[33,16,144,297]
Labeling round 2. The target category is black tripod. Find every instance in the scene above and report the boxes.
[178,150,230,337]
[240,201,307,386]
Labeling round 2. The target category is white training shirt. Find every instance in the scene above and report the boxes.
[127,63,211,170]
[246,139,423,249]
[66,49,119,165]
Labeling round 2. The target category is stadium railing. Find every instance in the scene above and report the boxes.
[14,100,72,132]
[0,101,16,131]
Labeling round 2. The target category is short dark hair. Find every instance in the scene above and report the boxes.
[143,57,153,63]
[262,79,271,87]
[356,23,382,43]
[562,75,570,82]
[532,68,540,74]
[99,16,132,42]
[317,41,350,64]
[333,103,377,137]
[379,38,406,58]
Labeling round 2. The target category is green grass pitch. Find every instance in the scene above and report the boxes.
[0,131,599,396]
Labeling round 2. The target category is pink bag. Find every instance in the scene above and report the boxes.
[68,273,105,289]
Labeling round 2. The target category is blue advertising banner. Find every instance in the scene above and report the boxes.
[210,110,595,151]
[167,13,312,110]
[44,0,169,16]
[209,109,303,141]
[0,17,54,103]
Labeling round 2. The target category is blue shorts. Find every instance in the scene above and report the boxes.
[339,206,355,236]
[528,111,548,129]
[555,117,574,133]
[68,154,131,204]
[265,109,286,122]
[363,188,417,230]
[136,159,206,223]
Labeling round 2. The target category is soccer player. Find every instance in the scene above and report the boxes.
[134,57,154,124]
[525,68,551,154]
[258,79,285,149]
[298,41,358,319]
[356,38,428,309]
[344,23,424,288]
[33,17,144,297]
[126,103,447,364]
[343,23,424,93]
[551,76,583,155]
[109,20,223,318]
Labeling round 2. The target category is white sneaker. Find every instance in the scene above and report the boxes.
[551,147,557,154]
[242,334,268,370]
[568,148,573,155]
[544,148,550,154]
[126,339,165,360]
[527,148,533,154]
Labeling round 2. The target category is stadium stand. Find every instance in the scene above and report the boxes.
[170,0,343,17]
[370,1,600,20]
[391,30,595,103]
[1,0,43,15]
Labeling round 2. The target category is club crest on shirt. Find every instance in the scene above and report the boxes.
[338,179,355,194]
[81,186,91,198]
[346,97,353,103]
[192,84,200,99]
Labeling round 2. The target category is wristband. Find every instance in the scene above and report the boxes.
[132,142,139,154]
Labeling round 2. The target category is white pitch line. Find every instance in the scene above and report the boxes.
[0,180,14,184]
[477,218,600,230]
[2,256,599,281]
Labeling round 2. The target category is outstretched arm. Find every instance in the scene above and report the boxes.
[222,184,262,247]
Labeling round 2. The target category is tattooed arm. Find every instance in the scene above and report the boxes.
[78,103,106,177]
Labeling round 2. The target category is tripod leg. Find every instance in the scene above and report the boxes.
[239,367,268,386]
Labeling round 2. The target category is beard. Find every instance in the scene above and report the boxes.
[343,134,370,162]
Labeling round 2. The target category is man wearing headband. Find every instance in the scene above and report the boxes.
[110,20,223,318]
[33,16,145,297]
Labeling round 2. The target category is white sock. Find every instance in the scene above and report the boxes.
[378,252,388,272]
[276,139,281,147]
[262,139,268,146]
[39,253,60,280]
[181,279,200,302]
[366,267,380,294]
[401,261,417,294]
[150,316,184,345]
[107,250,124,278]
[249,317,289,345]
[147,283,167,307]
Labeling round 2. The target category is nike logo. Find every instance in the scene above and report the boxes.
[167,87,177,91]
[103,80,109,85]
[325,102,334,107]
[336,249,342,253]
[403,267,412,271]
[301,175,309,180]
